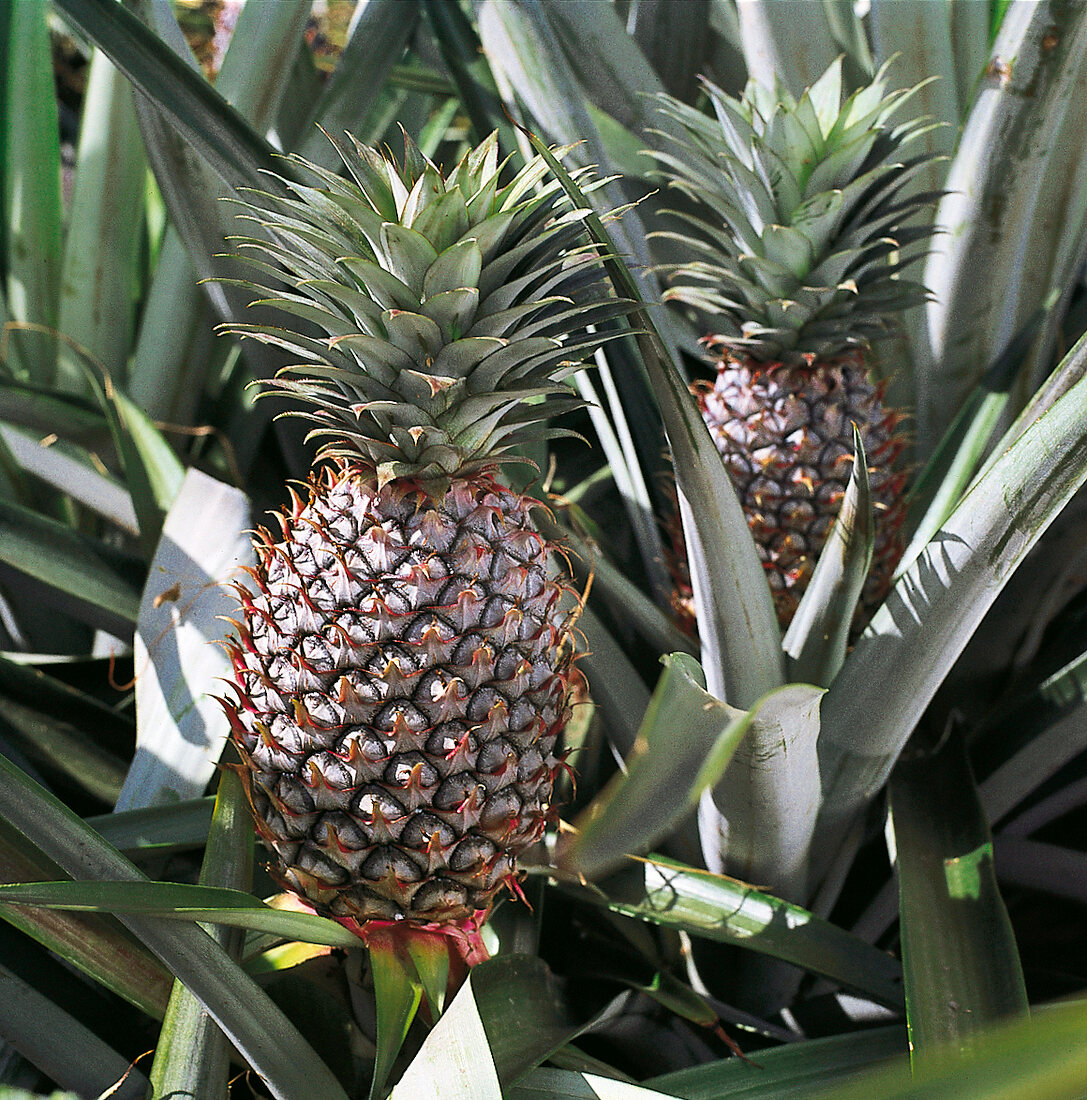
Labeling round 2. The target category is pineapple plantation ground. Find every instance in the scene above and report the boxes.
[0,2,1084,1099]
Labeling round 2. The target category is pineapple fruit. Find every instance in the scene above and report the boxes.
[221,132,623,928]
[653,60,934,626]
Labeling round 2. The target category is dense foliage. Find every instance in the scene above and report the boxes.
[0,2,1084,1098]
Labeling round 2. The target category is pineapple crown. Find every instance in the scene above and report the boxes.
[650,58,940,366]
[224,130,627,486]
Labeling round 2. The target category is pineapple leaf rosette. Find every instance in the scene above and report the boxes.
[220,131,625,946]
[653,59,938,627]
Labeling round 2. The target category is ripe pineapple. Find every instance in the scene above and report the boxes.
[653,60,934,626]
[221,132,623,928]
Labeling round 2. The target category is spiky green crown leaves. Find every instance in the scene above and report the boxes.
[652,59,939,366]
[224,131,627,486]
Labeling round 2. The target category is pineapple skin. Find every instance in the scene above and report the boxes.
[696,348,906,626]
[223,463,575,924]
[652,59,935,632]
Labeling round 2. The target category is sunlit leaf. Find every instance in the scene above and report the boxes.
[553,854,904,1008]
[561,653,749,881]
[117,469,253,810]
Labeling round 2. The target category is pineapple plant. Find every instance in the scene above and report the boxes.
[653,60,933,626]
[220,131,624,931]
[4,3,1087,1098]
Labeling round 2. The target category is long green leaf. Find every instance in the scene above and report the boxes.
[510,1068,707,1099]
[0,499,141,635]
[571,363,671,606]
[3,0,62,384]
[0,961,150,1099]
[541,0,667,144]
[554,854,904,1008]
[783,425,873,687]
[368,932,425,1100]
[127,230,212,423]
[125,0,304,435]
[919,0,1087,453]
[889,731,1027,1063]
[475,956,587,1087]
[734,0,839,97]
[104,376,186,556]
[899,309,1043,578]
[979,705,1087,827]
[54,0,282,194]
[0,379,111,449]
[0,753,350,1100]
[87,797,214,852]
[0,818,171,1019]
[519,1000,1087,1099]
[0,423,138,533]
[806,999,1087,1100]
[576,603,652,759]
[125,0,308,425]
[0,690,127,806]
[519,128,785,708]
[419,0,521,155]
[993,836,1087,904]
[150,769,254,1099]
[701,681,824,902]
[295,0,420,167]
[0,880,362,948]
[55,50,146,395]
[650,1026,905,1099]
[117,469,253,811]
[815,334,1087,884]
[561,653,751,880]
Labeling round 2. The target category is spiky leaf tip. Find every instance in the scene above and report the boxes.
[222,130,628,484]
[651,58,941,366]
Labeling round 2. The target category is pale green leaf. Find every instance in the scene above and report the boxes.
[388,965,501,1100]
[562,653,750,881]
[783,424,873,687]
[816,335,1087,885]
[117,469,253,811]
[55,50,146,395]
[919,0,1087,453]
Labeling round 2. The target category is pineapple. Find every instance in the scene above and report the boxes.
[653,60,934,626]
[221,132,623,928]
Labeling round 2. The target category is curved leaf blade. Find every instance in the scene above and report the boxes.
[0,753,351,1100]
[816,334,1087,879]
[889,731,1027,1062]
[54,0,282,194]
[783,424,873,687]
[150,768,255,1098]
[561,652,751,881]
[0,499,141,636]
[554,854,905,1008]
[117,469,253,811]
[0,819,172,1019]
[0,880,361,948]
[919,0,1087,452]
